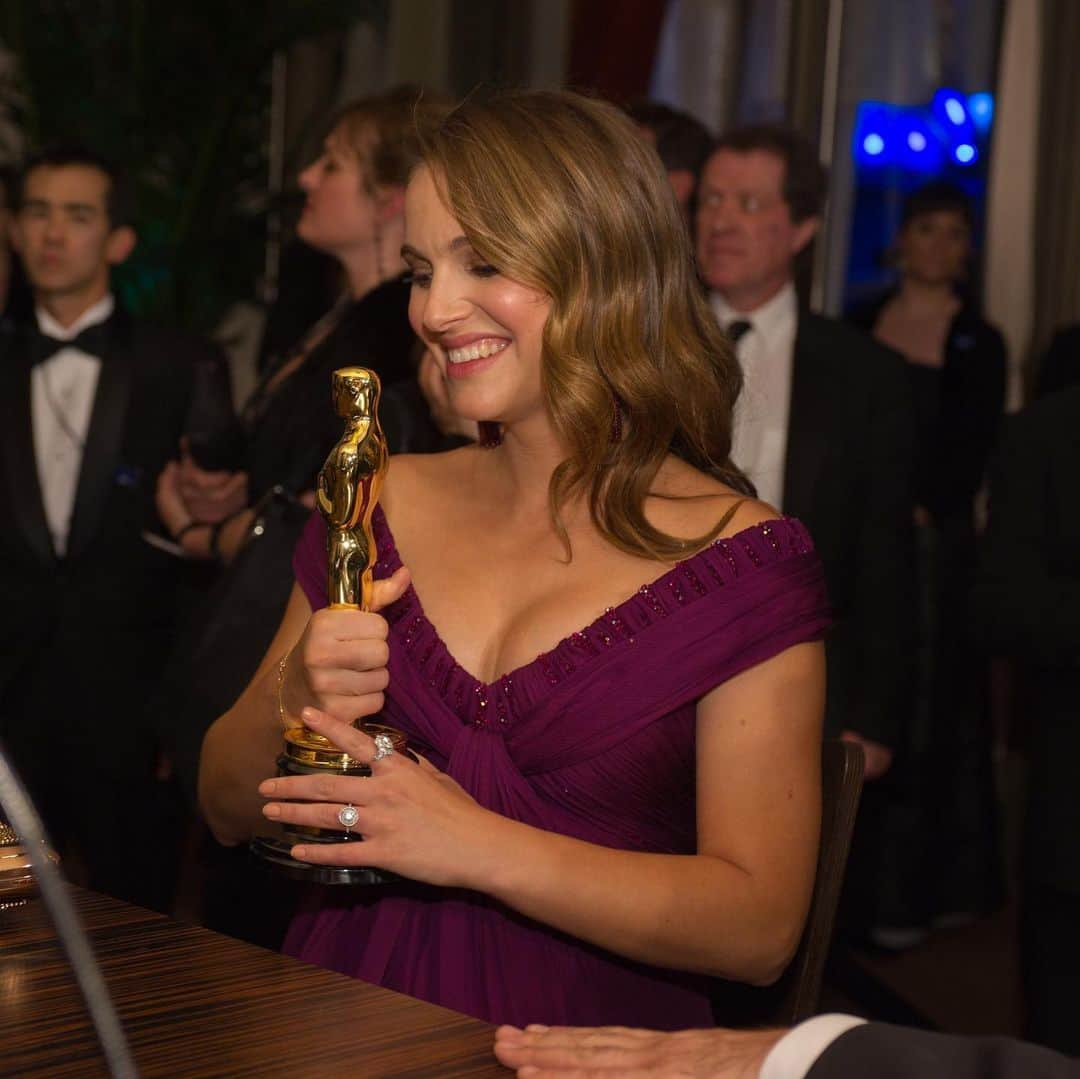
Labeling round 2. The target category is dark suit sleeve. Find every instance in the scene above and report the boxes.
[972,400,1080,668]
[849,344,917,746]
[808,1021,1080,1078]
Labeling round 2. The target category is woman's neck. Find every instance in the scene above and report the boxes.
[340,218,406,301]
[894,276,958,314]
[483,414,573,524]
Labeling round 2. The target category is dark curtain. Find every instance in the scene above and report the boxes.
[1031,0,1080,380]
[568,0,669,104]
[785,0,831,142]
[783,0,831,304]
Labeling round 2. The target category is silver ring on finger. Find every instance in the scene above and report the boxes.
[372,733,395,761]
[337,803,359,834]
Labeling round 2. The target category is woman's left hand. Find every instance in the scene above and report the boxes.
[258,709,500,888]
[155,460,194,537]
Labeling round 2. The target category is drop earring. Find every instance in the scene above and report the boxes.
[478,421,502,448]
[610,394,624,444]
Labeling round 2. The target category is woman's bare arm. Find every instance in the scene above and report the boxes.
[198,583,314,845]
[199,565,409,845]
[476,638,824,983]
[264,634,823,985]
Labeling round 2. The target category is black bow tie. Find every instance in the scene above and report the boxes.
[726,320,753,346]
[29,322,111,366]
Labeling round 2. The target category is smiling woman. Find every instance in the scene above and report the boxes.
[198,90,831,1031]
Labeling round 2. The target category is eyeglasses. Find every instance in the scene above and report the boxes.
[697,191,781,215]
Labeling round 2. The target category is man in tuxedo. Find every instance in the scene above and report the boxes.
[695,126,915,780]
[494,1016,1079,1077]
[0,144,234,909]
[973,385,1080,1054]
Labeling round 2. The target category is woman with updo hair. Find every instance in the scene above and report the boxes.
[200,90,831,1028]
[157,87,449,565]
[150,88,451,947]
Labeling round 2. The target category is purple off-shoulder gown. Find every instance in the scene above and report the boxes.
[284,507,830,1029]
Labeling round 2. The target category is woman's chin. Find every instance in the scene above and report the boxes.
[446,386,508,424]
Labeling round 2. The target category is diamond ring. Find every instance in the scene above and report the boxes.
[337,803,359,833]
[373,733,395,761]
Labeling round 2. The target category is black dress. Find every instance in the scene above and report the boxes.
[1035,323,1080,399]
[243,275,420,498]
[848,295,1007,927]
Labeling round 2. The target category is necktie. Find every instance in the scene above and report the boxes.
[29,321,110,367]
[727,319,752,346]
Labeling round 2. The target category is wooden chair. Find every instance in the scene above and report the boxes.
[711,738,865,1026]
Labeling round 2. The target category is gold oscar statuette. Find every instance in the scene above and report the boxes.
[251,367,409,885]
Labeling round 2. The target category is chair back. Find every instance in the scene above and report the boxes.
[711,738,865,1026]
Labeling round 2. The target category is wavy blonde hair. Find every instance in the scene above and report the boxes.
[419,90,751,561]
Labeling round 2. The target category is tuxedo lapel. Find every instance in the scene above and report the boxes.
[0,328,56,565]
[783,314,831,518]
[65,313,135,561]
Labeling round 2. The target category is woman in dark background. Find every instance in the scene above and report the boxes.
[149,89,451,944]
[850,181,1007,944]
[156,88,448,565]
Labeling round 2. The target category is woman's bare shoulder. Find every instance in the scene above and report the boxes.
[381,446,480,516]
[714,498,784,538]
[650,456,781,543]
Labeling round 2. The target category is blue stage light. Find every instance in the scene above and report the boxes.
[955,143,977,164]
[968,92,994,132]
[931,88,977,151]
[854,101,899,165]
[907,131,927,152]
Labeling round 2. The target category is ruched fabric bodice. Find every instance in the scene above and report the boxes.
[285,506,831,1028]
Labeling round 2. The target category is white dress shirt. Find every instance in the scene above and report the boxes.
[760,1014,868,1078]
[31,293,115,556]
[710,282,798,511]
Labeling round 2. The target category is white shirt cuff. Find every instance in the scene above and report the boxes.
[759,1014,868,1079]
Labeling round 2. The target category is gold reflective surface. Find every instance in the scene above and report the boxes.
[317,366,389,611]
[253,368,405,884]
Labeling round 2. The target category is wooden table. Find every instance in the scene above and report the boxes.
[0,886,508,1077]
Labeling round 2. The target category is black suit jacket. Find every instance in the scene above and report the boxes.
[972,387,1080,893]
[809,1021,1079,1078]
[1036,323,1080,399]
[0,307,234,769]
[781,313,916,748]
